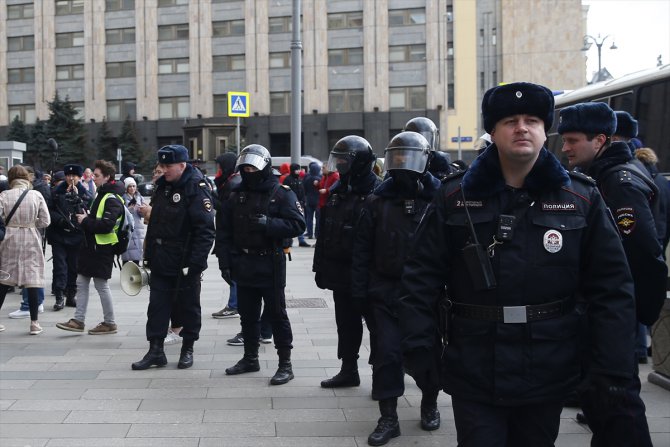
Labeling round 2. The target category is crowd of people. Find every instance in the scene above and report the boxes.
[0,80,668,447]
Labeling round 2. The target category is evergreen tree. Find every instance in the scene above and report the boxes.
[6,115,29,143]
[118,116,144,172]
[96,118,118,164]
[45,92,89,168]
[27,119,51,172]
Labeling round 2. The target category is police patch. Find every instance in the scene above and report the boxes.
[172,193,181,203]
[296,201,304,215]
[615,207,636,235]
[541,202,576,212]
[203,198,212,212]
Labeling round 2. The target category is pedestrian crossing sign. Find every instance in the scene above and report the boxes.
[228,91,250,117]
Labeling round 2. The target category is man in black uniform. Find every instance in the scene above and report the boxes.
[398,82,637,446]
[559,102,666,447]
[283,163,310,247]
[47,164,91,310]
[132,145,215,371]
[218,144,305,385]
[403,117,454,180]
[351,131,442,446]
[313,135,380,388]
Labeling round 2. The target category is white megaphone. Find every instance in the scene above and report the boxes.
[120,261,150,296]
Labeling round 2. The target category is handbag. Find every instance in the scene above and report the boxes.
[0,189,30,241]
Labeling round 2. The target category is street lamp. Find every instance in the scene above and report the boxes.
[581,34,618,79]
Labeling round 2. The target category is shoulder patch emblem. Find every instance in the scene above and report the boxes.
[203,198,212,212]
[615,207,636,235]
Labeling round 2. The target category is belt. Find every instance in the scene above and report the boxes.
[240,248,277,256]
[449,299,572,323]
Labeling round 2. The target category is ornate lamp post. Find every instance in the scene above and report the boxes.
[581,34,618,78]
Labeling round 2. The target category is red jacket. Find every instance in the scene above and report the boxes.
[318,171,340,208]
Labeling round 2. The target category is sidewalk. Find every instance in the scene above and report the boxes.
[0,245,668,446]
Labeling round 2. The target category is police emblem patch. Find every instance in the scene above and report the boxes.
[296,201,304,215]
[615,207,636,234]
[172,193,181,203]
[203,198,212,212]
[543,230,562,253]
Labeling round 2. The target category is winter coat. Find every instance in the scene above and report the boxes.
[318,171,340,208]
[279,162,291,184]
[121,191,147,263]
[0,179,51,287]
[77,180,126,280]
[302,162,322,208]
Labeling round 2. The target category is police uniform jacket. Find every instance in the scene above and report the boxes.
[398,146,636,406]
[46,181,91,245]
[587,141,667,325]
[351,174,441,306]
[77,180,125,280]
[144,164,215,277]
[216,174,305,288]
[313,172,381,290]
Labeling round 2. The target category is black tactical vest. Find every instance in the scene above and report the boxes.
[321,192,367,261]
[231,185,279,250]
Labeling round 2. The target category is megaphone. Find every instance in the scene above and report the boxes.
[120,261,150,296]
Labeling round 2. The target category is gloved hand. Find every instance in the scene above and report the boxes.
[220,268,232,286]
[249,214,268,229]
[183,265,203,280]
[404,348,441,392]
[589,374,628,408]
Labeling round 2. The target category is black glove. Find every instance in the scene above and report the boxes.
[589,374,628,408]
[185,265,203,280]
[404,348,440,392]
[220,268,232,286]
[249,214,268,229]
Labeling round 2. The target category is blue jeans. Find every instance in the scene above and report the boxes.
[20,287,45,311]
[304,204,318,237]
[636,323,649,359]
[227,281,238,309]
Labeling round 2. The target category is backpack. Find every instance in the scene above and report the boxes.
[112,197,135,256]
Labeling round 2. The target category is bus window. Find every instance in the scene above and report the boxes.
[637,80,670,169]
[610,92,634,112]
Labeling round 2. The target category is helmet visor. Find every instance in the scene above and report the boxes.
[327,153,353,175]
[384,148,429,173]
[236,153,268,171]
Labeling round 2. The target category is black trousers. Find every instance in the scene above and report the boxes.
[333,288,364,361]
[452,397,562,447]
[146,273,201,341]
[51,241,78,292]
[237,285,293,350]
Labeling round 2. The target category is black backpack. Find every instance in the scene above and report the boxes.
[111,196,134,256]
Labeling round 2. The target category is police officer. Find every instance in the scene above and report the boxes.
[404,117,453,179]
[559,103,666,447]
[46,164,91,310]
[313,135,381,388]
[351,132,442,446]
[218,145,305,385]
[398,82,637,446]
[132,145,215,371]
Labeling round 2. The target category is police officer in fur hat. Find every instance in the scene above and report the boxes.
[132,145,215,371]
[559,102,665,447]
[398,82,637,446]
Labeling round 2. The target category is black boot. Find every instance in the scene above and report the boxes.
[225,344,260,375]
[132,338,168,370]
[320,358,360,388]
[64,287,77,308]
[270,349,294,385]
[53,290,65,311]
[420,390,440,431]
[368,398,400,446]
[177,339,194,369]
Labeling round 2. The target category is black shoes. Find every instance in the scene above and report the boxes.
[270,360,294,385]
[321,360,360,388]
[225,356,260,375]
[368,398,400,446]
[420,404,441,431]
[53,292,65,311]
[132,339,168,370]
[64,288,77,308]
[177,340,194,369]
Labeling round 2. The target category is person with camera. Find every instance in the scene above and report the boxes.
[121,177,147,265]
[397,82,637,446]
[132,145,215,370]
[56,160,125,335]
[46,164,92,310]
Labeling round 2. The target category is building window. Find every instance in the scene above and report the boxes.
[158,24,189,41]
[70,101,85,120]
[213,54,245,72]
[8,104,36,124]
[159,97,189,119]
[480,72,485,92]
[270,92,290,115]
[213,95,228,116]
[446,5,453,22]
[106,28,136,44]
[492,27,497,46]
[389,44,426,62]
[447,83,455,109]
[105,0,135,11]
[492,70,497,86]
[327,11,363,29]
[7,3,34,19]
[328,47,363,66]
[158,0,188,6]
[269,16,293,34]
[388,8,425,26]
[389,86,426,111]
[107,99,137,121]
[56,32,84,48]
[56,64,85,80]
[447,41,454,57]
[158,58,189,74]
[56,0,84,15]
[106,61,136,78]
[7,36,35,52]
[479,29,484,46]
[328,89,363,113]
[212,20,245,37]
[7,67,35,84]
[269,52,291,69]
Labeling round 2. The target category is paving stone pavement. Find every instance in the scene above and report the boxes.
[1,245,668,446]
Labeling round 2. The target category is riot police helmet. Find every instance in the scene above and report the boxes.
[236,144,271,172]
[327,135,375,177]
[404,117,439,151]
[384,131,431,174]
